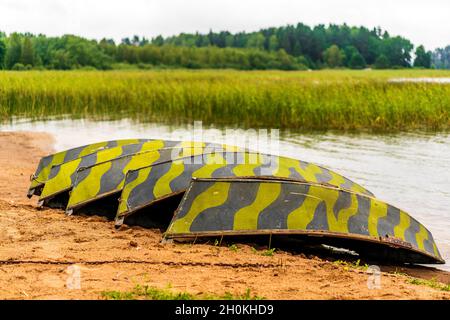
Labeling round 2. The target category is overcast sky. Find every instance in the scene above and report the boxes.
[0,0,449,50]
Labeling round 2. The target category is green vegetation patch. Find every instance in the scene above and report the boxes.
[252,247,276,256]
[0,23,442,71]
[407,277,450,292]
[333,259,369,271]
[2,69,450,131]
[101,285,264,300]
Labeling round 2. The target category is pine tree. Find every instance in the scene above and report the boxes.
[413,45,431,68]
[5,33,22,69]
[268,35,278,51]
[349,52,366,69]
[21,37,35,66]
[374,54,389,69]
[0,39,6,69]
[323,45,345,68]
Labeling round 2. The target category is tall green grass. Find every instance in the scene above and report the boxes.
[1,69,450,131]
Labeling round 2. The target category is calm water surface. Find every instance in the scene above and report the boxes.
[389,77,450,83]
[2,119,449,271]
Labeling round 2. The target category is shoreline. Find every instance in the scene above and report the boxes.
[0,131,449,299]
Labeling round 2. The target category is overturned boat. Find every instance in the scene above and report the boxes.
[28,139,153,197]
[28,139,444,265]
[114,152,373,227]
[165,177,444,264]
[64,145,244,215]
[37,140,237,206]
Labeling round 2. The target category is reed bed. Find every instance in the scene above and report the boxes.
[1,69,450,131]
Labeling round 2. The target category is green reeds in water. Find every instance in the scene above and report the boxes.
[1,69,450,131]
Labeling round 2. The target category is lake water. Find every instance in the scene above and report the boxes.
[2,118,449,271]
[389,77,450,84]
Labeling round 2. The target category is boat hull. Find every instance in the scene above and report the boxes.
[39,140,210,203]
[28,139,152,197]
[115,153,374,225]
[64,145,244,213]
[164,177,444,264]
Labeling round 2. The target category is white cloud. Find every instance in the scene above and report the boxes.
[0,0,448,49]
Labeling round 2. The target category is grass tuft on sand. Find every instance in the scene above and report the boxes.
[101,285,265,300]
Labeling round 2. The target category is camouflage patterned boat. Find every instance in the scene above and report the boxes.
[164,177,444,264]
[28,139,444,264]
[114,152,373,227]
[28,139,153,197]
[38,140,228,205]
[64,145,244,214]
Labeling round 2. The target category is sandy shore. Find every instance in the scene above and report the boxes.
[0,131,449,300]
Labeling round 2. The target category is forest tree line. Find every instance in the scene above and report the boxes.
[0,23,446,71]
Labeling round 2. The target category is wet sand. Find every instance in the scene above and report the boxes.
[0,131,449,300]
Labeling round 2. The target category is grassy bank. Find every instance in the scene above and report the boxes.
[1,69,450,131]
